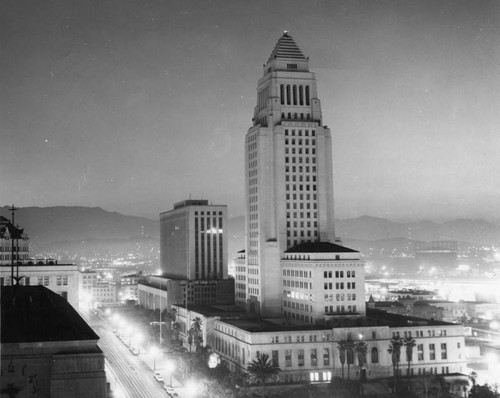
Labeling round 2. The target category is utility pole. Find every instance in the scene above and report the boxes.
[8,204,18,284]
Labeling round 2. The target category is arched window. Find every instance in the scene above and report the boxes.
[280,85,285,105]
[305,86,310,105]
[371,347,379,363]
[286,85,291,105]
[299,85,304,105]
[293,85,297,105]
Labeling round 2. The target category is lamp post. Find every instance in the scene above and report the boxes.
[150,346,159,371]
[165,359,175,388]
[185,379,199,398]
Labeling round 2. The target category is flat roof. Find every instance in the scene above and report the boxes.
[285,242,358,253]
[173,304,246,318]
[217,309,454,333]
[1,286,99,343]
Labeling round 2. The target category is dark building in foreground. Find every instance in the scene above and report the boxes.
[1,286,107,398]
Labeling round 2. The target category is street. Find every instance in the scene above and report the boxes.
[82,310,171,398]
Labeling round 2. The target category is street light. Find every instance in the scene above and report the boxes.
[135,332,144,354]
[185,379,199,397]
[150,345,159,371]
[165,359,175,388]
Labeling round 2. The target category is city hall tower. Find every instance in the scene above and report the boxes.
[245,32,345,318]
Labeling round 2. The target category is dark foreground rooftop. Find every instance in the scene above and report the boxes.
[1,285,99,343]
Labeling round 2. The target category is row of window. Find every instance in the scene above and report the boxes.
[283,290,314,301]
[283,280,312,289]
[285,165,316,174]
[285,157,316,165]
[287,230,318,238]
[285,138,316,146]
[324,270,356,278]
[324,293,357,301]
[286,174,315,183]
[324,282,356,290]
[325,305,358,314]
[285,146,316,155]
[285,129,315,137]
[392,329,448,339]
[283,269,312,278]
[286,195,318,207]
[283,311,313,323]
[286,211,318,219]
[283,300,312,312]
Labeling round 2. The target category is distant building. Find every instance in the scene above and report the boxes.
[387,289,436,301]
[0,260,79,308]
[118,272,143,302]
[1,286,107,397]
[415,241,458,270]
[234,250,246,308]
[160,199,228,280]
[142,199,235,314]
[91,279,117,305]
[138,275,235,312]
[0,216,29,265]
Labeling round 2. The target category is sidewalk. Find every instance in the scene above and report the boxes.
[138,346,183,388]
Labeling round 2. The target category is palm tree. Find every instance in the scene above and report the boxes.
[171,321,180,342]
[354,341,368,381]
[247,353,281,398]
[403,336,416,379]
[469,370,478,388]
[387,337,403,390]
[337,340,348,379]
[187,317,203,353]
[345,337,355,380]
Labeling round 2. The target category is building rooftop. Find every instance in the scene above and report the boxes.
[174,304,246,318]
[222,317,332,333]
[1,286,99,343]
[217,309,453,333]
[267,32,307,63]
[285,241,358,254]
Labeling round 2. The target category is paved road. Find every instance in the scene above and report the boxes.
[82,311,168,398]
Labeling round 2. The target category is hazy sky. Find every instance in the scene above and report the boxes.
[2,0,499,221]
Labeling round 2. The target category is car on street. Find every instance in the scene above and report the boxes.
[163,384,177,397]
[153,371,164,382]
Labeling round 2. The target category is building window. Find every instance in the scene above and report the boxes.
[323,348,330,366]
[298,349,304,366]
[371,347,379,363]
[285,350,292,367]
[43,276,49,286]
[417,344,424,361]
[310,348,317,366]
[429,344,436,360]
[272,350,279,367]
[441,343,447,360]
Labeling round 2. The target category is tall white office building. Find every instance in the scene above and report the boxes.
[244,32,365,321]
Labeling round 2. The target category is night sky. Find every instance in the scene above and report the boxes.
[2,0,499,221]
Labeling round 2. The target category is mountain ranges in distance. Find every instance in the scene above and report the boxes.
[2,206,500,258]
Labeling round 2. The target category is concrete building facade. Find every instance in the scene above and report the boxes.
[160,199,228,280]
[0,261,79,309]
[244,33,337,317]
[213,310,466,383]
